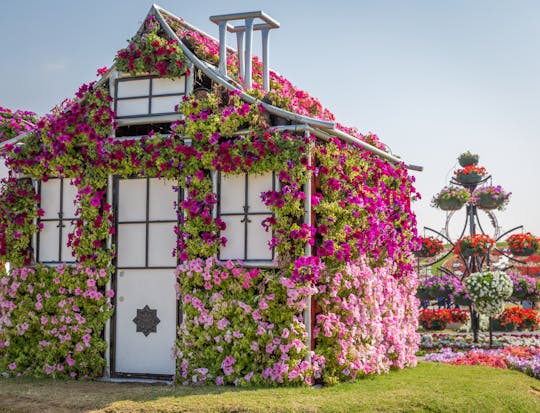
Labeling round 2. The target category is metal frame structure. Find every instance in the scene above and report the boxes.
[217,172,276,263]
[421,171,529,344]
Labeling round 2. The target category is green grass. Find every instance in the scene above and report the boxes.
[1,363,539,412]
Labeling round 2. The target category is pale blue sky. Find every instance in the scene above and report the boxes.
[1,0,539,237]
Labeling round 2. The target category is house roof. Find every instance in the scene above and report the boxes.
[1,4,422,171]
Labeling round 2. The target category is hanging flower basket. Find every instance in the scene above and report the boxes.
[465,271,513,317]
[415,236,444,258]
[454,166,487,185]
[506,233,539,256]
[431,186,470,211]
[454,234,494,257]
[458,151,479,167]
[472,185,511,211]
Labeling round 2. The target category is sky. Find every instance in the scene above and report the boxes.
[1,0,539,238]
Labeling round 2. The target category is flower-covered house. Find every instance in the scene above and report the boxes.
[0,5,421,384]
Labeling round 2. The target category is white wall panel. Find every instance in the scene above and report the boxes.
[116,99,149,118]
[115,269,177,375]
[118,179,146,221]
[148,223,176,267]
[38,221,60,262]
[40,180,61,219]
[220,174,244,213]
[151,96,181,114]
[62,181,78,218]
[248,173,272,213]
[61,222,76,262]
[247,216,273,260]
[220,216,244,260]
[149,179,177,220]
[117,224,146,267]
[117,79,150,98]
[152,77,186,94]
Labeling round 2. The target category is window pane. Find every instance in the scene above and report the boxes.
[152,77,186,95]
[117,224,146,267]
[116,99,149,117]
[151,96,181,115]
[148,223,177,267]
[39,221,60,262]
[148,179,178,221]
[62,180,78,219]
[220,216,244,260]
[118,179,147,222]
[117,79,150,98]
[220,174,245,214]
[248,173,272,213]
[40,179,61,219]
[247,216,273,260]
[61,221,76,262]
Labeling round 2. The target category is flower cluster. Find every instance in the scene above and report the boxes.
[497,307,539,331]
[454,234,495,257]
[431,186,470,210]
[0,265,113,378]
[508,273,538,300]
[454,165,487,178]
[457,151,479,167]
[417,274,462,300]
[415,237,444,258]
[425,347,540,379]
[506,233,539,256]
[420,332,540,351]
[471,185,511,210]
[0,107,37,143]
[465,271,513,317]
[115,15,187,78]
[419,309,469,330]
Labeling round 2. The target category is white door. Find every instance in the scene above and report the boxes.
[112,177,179,377]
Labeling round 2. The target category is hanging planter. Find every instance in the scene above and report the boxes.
[454,165,487,185]
[506,233,539,256]
[431,186,470,211]
[454,234,495,257]
[415,236,444,258]
[472,185,511,211]
[458,151,479,167]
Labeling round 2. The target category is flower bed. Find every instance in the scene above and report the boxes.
[424,347,540,379]
[497,307,539,331]
[419,332,540,352]
[419,308,469,330]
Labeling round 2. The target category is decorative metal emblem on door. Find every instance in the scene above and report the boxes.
[133,305,161,336]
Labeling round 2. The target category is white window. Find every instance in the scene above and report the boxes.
[37,178,78,263]
[115,177,180,269]
[115,76,186,119]
[218,173,275,262]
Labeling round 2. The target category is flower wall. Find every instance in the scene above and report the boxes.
[0,12,420,384]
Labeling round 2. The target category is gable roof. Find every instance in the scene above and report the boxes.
[1,4,422,171]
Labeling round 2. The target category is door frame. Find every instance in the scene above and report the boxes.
[109,175,181,380]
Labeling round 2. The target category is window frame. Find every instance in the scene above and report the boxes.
[112,176,182,270]
[36,178,78,265]
[114,75,187,120]
[217,172,276,263]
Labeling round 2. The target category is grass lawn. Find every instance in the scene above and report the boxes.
[1,363,539,412]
